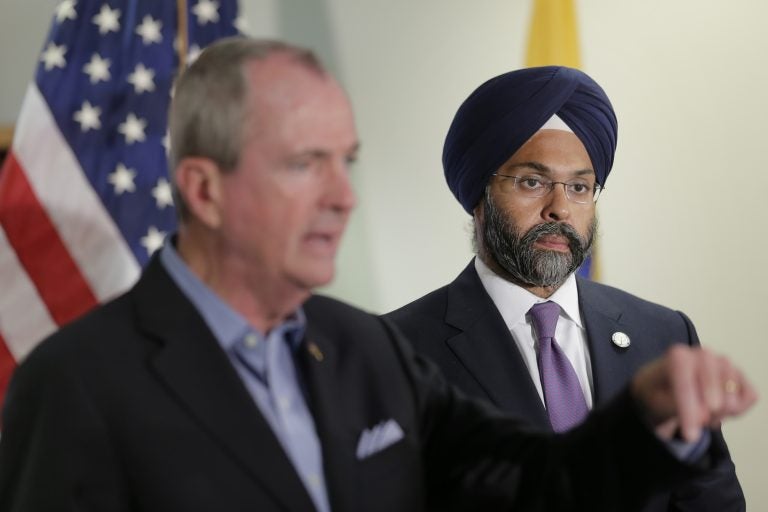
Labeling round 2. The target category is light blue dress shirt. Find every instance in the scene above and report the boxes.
[160,244,331,512]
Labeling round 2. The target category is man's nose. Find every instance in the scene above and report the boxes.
[541,183,571,222]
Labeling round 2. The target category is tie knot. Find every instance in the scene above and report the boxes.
[529,301,561,340]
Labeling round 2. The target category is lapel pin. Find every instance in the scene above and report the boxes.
[308,341,324,362]
[611,332,631,349]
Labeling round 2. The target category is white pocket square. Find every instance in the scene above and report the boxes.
[356,418,404,460]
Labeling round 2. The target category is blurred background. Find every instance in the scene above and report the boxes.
[2,0,766,506]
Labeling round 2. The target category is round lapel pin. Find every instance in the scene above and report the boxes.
[611,332,631,349]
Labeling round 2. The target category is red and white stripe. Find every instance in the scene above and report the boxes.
[0,84,140,402]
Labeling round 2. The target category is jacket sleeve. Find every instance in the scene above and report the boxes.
[380,316,722,512]
[663,311,745,512]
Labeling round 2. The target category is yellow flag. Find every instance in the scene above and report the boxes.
[525,0,600,280]
[525,0,581,68]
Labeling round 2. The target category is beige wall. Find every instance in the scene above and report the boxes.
[2,0,766,506]
[320,2,768,502]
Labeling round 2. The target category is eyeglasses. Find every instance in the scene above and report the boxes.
[492,173,603,204]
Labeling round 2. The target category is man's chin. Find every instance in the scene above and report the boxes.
[528,255,578,286]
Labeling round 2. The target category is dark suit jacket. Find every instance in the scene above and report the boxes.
[386,259,745,512]
[0,258,716,511]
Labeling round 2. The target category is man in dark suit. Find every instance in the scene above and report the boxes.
[0,40,756,512]
[387,66,747,510]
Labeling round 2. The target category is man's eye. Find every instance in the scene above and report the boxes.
[568,183,590,195]
[288,161,311,171]
[520,178,544,189]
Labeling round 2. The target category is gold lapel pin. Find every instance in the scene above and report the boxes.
[308,341,324,362]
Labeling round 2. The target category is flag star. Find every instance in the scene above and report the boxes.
[192,0,220,25]
[83,53,111,84]
[73,101,101,131]
[127,63,155,94]
[55,0,77,23]
[152,178,174,209]
[135,15,162,45]
[162,131,170,154]
[234,14,250,34]
[108,163,136,194]
[141,226,166,256]
[187,44,202,66]
[40,42,67,71]
[118,113,147,144]
[92,4,121,35]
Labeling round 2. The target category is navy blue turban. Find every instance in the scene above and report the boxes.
[442,66,618,214]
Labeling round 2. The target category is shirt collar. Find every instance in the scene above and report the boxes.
[159,241,306,351]
[474,256,583,329]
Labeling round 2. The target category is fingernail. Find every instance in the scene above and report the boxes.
[685,427,701,443]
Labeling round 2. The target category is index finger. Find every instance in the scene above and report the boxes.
[669,346,706,442]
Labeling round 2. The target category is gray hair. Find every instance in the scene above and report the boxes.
[168,37,325,219]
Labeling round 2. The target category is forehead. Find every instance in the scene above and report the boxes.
[243,56,354,135]
[502,130,593,175]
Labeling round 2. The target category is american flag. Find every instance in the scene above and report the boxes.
[0,0,241,405]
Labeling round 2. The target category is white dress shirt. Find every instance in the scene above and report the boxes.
[474,257,594,410]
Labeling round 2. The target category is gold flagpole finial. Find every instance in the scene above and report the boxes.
[176,0,189,69]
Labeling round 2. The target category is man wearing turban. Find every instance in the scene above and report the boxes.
[386,66,745,511]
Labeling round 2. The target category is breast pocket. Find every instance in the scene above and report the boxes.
[357,436,422,512]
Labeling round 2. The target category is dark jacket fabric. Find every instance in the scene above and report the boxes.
[0,257,718,511]
[386,260,744,512]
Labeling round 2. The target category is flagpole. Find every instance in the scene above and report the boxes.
[0,125,13,151]
[176,0,188,69]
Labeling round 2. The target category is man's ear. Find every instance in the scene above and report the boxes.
[473,199,485,225]
[472,199,486,256]
[174,157,224,228]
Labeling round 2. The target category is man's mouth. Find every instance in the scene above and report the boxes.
[533,234,571,253]
[303,231,341,255]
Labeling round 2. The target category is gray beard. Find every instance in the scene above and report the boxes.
[480,190,596,288]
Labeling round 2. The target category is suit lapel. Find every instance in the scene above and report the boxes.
[444,261,549,426]
[577,278,637,406]
[132,258,316,512]
[298,300,358,512]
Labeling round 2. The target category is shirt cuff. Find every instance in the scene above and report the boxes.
[661,429,711,462]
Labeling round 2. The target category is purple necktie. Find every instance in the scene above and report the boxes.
[529,301,589,432]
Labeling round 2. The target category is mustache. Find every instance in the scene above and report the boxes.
[521,222,587,253]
